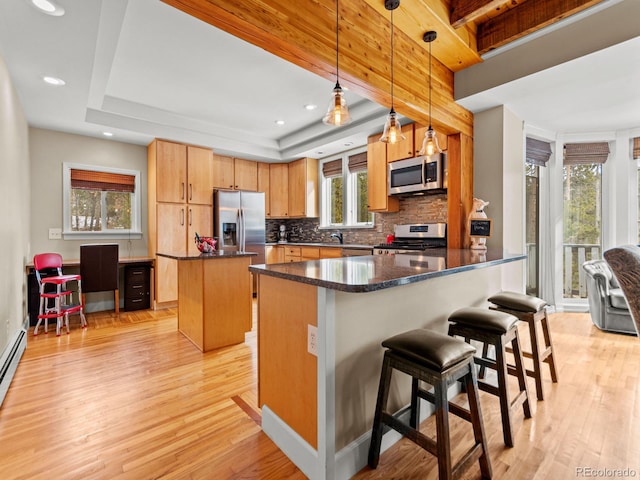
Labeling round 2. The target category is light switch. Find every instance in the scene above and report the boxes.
[48,228,62,240]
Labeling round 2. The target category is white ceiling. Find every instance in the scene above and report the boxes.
[0,0,639,163]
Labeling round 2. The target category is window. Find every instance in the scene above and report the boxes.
[320,149,373,228]
[562,142,609,299]
[63,163,142,239]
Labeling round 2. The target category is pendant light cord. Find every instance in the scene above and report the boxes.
[335,0,339,83]
[390,8,394,110]
[428,36,432,129]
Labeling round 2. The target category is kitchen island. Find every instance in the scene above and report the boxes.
[250,249,526,480]
[158,251,255,352]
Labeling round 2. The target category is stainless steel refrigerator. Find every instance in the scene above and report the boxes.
[213,190,266,265]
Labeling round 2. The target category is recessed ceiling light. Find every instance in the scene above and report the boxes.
[43,76,65,86]
[102,132,114,137]
[304,104,317,111]
[29,0,65,16]
[275,120,285,126]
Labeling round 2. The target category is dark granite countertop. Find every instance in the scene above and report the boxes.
[266,242,373,249]
[249,249,526,292]
[158,251,257,260]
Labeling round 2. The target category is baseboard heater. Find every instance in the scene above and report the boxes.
[0,326,27,407]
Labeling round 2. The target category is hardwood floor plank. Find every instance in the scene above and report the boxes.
[1,309,639,479]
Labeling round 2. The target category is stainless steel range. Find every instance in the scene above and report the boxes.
[373,223,446,255]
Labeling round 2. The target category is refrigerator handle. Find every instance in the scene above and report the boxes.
[240,208,246,252]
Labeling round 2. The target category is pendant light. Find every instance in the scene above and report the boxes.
[418,30,442,157]
[379,0,405,144]
[323,0,351,126]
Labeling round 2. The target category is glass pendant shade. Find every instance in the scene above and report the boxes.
[379,109,405,144]
[419,127,442,157]
[323,82,351,126]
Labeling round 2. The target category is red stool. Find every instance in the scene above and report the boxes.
[33,253,87,336]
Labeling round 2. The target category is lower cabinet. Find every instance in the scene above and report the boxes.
[124,265,151,311]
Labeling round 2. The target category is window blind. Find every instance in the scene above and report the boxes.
[526,137,552,166]
[322,159,343,177]
[71,169,136,193]
[347,152,368,172]
[633,137,640,160]
[563,142,610,165]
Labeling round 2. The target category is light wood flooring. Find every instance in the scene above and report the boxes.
[1,307,639,479]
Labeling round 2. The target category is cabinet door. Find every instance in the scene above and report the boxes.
[187,204,213,256]
[156,141,187,203]
[212,154,235,190]
[367,135,399,212]
[187,146,213,205]
[269,163,289,217]
[386,123,415,162]
[288,158,318,218]
[258,162,271,216]
[156,203,187,303]
[234,158,258,191]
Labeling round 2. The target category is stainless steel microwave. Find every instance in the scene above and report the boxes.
[388,153,447,195]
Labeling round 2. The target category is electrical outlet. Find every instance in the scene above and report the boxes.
[48,228,62,240]
[307,324,318,356]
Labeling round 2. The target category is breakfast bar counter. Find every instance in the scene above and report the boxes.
[249,249,525,480]
[158,251,255,352]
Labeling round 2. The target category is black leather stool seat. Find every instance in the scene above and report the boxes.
[448,308,518,334]
[369,328,492,480]
[382,329,476,371]
[488,290,558,401]
[488,291,547,313]
[448,307,531,448]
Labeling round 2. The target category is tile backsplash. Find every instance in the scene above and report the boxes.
[266,193,447,245]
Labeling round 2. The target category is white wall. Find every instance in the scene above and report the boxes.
[473,105,526,292]
[29,128,149,259]
[0,54,30,355]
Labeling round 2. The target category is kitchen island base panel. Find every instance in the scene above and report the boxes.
[177,256,252,352]
[258,275,318,449]
[257,264,507,480]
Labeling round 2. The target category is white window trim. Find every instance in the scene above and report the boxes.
[62,162,142,240]
[319,147,374,229]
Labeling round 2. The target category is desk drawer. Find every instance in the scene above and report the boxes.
[124,265,150,311]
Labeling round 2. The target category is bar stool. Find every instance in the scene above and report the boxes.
[368,329,492,480]
[448,308,531,448]
[488,291,559,400]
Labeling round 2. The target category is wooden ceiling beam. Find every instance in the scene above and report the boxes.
[161,0,476,137]
[477,0,605,54]
[450,0,510,28]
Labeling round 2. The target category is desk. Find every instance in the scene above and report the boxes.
[26,257,154,324]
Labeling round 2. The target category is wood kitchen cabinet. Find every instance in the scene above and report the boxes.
[288,157,318,218]
[234,158,258,191]
[258,162,271,216]
[386,123,415,162]
[367,134,399,213]
[149,139,214,305]
[269,163,289,217]
[212,154,258,191]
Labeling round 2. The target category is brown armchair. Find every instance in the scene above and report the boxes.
[603,245,640,336]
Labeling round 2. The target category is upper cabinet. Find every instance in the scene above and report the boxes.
[153,139,212,205]
[386,123,415,162]
[288,157,318,218]
[367,134,399,213]
[386,123,449,162]
[257,162,271,216]
[269,163,289,218]
[212,154,258,191]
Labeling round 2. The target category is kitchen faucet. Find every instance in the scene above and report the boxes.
[330,232,344,245]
